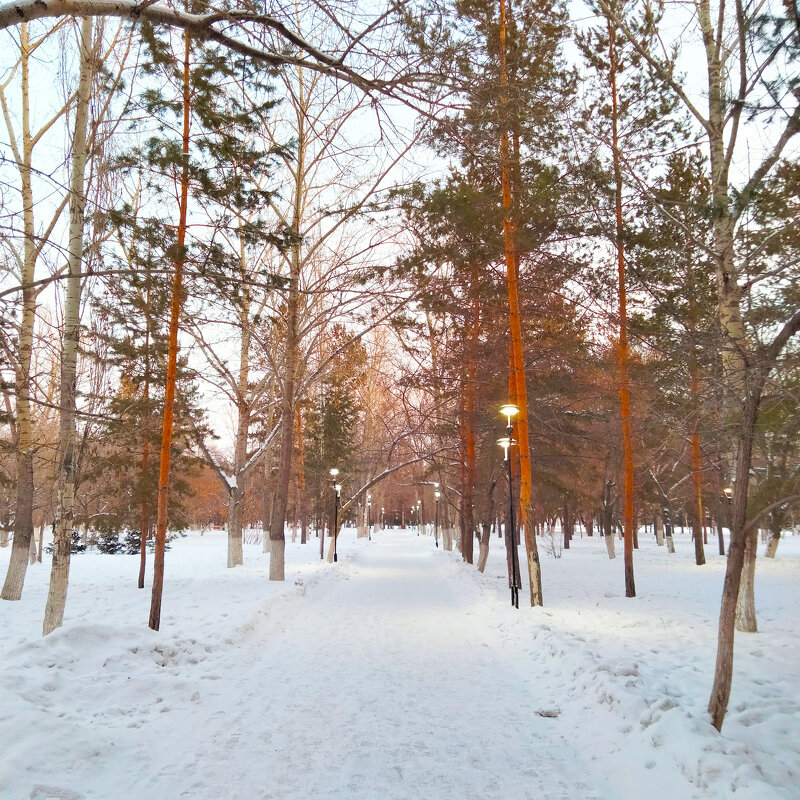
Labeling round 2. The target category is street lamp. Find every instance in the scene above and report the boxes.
[416,499,421,535]
[329,468,341,563]
[381,506,385,529]
[434,489,440,548]
[367,494,372,541]
[498,402,520,609]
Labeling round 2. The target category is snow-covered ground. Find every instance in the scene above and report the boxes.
[1,526,798,799]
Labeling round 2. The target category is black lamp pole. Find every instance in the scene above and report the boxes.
[505,429,519,608]
[499,404,520,609]
[434,490,440,548]
[367,496,372,541]
[333,483,340,562]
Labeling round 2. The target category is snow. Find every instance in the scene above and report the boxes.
[1,528,798,799]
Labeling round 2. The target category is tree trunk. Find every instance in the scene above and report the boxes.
[690,404,706,565]
[138,277,152,590]
[716,513,726,556]
[655,509,664,546]
[262,418,276,553]
[296,406,307,544]
[477,522,491,572]
[149,29,191,631]
[459,286,478,565]
[734,526,758,632]
[499,0,542,606]
[608,19,635,598]
[227,483,244,568]
[228,241,252,568]
[708,391,761,730]
[269,169,304,582]
[41,18,93,631]
[2,24,37,602]
[765,531,779,558]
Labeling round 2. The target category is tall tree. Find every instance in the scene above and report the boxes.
[597,0,800,729]
[1,20,74,601]
[42,17,96,633]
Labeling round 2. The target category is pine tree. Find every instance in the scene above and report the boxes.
[109,15,280,629]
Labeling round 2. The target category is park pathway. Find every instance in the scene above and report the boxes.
[130,532,608,800]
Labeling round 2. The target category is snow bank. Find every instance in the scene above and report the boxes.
[0,527,797,799]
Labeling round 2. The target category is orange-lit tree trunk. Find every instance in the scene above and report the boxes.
[499,0,542,606]
[608,19,635,598]
[149,29,191,631]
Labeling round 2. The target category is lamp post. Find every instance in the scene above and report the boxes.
[434,488,440,548]
[367,494,372,541]
[499,403,520,609]
[416,499,421,535]
[329,468,341,563]
[381,506,385,530]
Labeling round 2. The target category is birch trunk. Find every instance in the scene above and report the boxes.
[2,23,37,601]
[476,522,490,573]
[227,233,253,568]
[735,527,758,632]
[41,18,93,631]
[149,29,191,631]
[655,509,664,546]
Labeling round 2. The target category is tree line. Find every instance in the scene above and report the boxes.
[0,0,798,732]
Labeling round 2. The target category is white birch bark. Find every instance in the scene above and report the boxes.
[43,17,94,635]
[765,533,780,559]
[654,509,664,547]
[734,527,758,632]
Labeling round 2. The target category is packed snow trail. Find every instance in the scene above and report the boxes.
[73,532,608,799]
[112,533,600,799]
[4,529,799,800]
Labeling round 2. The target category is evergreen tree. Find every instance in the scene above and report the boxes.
[106,14,281,624]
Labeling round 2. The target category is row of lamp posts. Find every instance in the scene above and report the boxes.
[325,401,519,592]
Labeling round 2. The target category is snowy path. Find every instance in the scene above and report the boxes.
[4,530,799,799]
[94,533,606,800]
